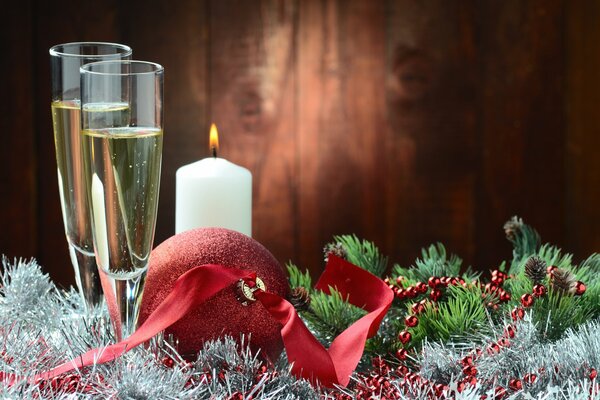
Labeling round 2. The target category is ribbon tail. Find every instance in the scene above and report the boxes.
[255,291,339,387]
[36,265,252,381]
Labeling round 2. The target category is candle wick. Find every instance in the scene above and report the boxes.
[211,146,217,158]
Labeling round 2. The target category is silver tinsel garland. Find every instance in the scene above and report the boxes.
[1,258,599,399]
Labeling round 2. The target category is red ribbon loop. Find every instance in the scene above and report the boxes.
[29,255,392,388]
[256,255,393,386]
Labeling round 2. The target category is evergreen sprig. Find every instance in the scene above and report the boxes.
[331,235,388,277]
[405,285,489,347]
[392,243,463,283]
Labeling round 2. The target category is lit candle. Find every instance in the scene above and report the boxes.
[175,124,252,236]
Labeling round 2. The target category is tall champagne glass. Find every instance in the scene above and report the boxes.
[80,60,163,339]
[49,43,132,309]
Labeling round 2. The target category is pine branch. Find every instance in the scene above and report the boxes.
[286,262,312,291]
[403,285,489,347]
[504,216,541,267]
[392,243,464,283]
[331,235,388,277]
[300,289,366,342]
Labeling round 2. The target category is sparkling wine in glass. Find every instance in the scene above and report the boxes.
[80,60,164,339]
[49,42,132,309]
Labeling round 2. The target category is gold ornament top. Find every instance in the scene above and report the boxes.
[237,277,266,306]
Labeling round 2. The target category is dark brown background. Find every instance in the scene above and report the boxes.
[1,0,599,287]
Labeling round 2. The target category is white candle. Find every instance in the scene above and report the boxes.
[175,124,252,236]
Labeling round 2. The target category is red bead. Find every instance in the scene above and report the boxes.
[396,365,409,375]
[396,276,404,285]
[533,284,547,297]
[405,287,417,298]
[463,365,477,376]
[395,288,406,299]
[384,278,390,284]
[509,379,522,391]
[498,338,510,347]
[398,330,412,344]
[575,281,586,296]
[500,291,511,302]
[395,349,407,360]
[524,373,537,384]
[460,355,473,366]
[547,265,558,275]
[405,315,418,327]
[495,386,507,399]
[521,293,534,308]
[511,307,525,320]
[162,356,175,368]
[411,301,425,314]
[428,276,440,288]
[430,289,442,302]
[591,368,598,380]
[467,376,477,386]
[487,343,500,354]
[457,381,465,393]
[415,282,428,294]
[504,325,516,338]
[440,277,450,287]
[491,276,504,285]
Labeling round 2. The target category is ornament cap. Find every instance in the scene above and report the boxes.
[237,277,266,306]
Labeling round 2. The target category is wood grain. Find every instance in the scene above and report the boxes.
[385,0,478,267]
[0,0,36,261]
[566,0,600,261]
[209,0,299,268]
[474,0,565,268]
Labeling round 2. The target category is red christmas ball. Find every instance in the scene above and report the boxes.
[405,315,419,327]
[398,330,412,344]
[138,228,290,359]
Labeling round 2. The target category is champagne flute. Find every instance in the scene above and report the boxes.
[80,60,163,339]
[49,42,132,309]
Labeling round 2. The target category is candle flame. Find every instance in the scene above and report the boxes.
[209,123,219,157]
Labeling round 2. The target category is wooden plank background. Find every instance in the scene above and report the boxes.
[0,0,598,287]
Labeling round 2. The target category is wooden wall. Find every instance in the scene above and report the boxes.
[1,0,598,287]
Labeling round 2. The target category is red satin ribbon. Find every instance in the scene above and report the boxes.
[30,255,392,388]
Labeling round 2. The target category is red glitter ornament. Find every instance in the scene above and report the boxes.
[533,284,547,297]
[591,368,598,380]
[574,281,586,296]
[405,315,419,327]
[524,373,537,384]
[521,293,534,308]
[139,228,290,359]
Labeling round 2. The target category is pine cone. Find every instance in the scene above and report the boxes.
[503,216,523,242]
[289,287,311,311]
[323,242,347,263]
[524,256,547,284]
[551,268,576,294]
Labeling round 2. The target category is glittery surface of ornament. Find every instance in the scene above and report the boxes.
[139,228,290,359]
